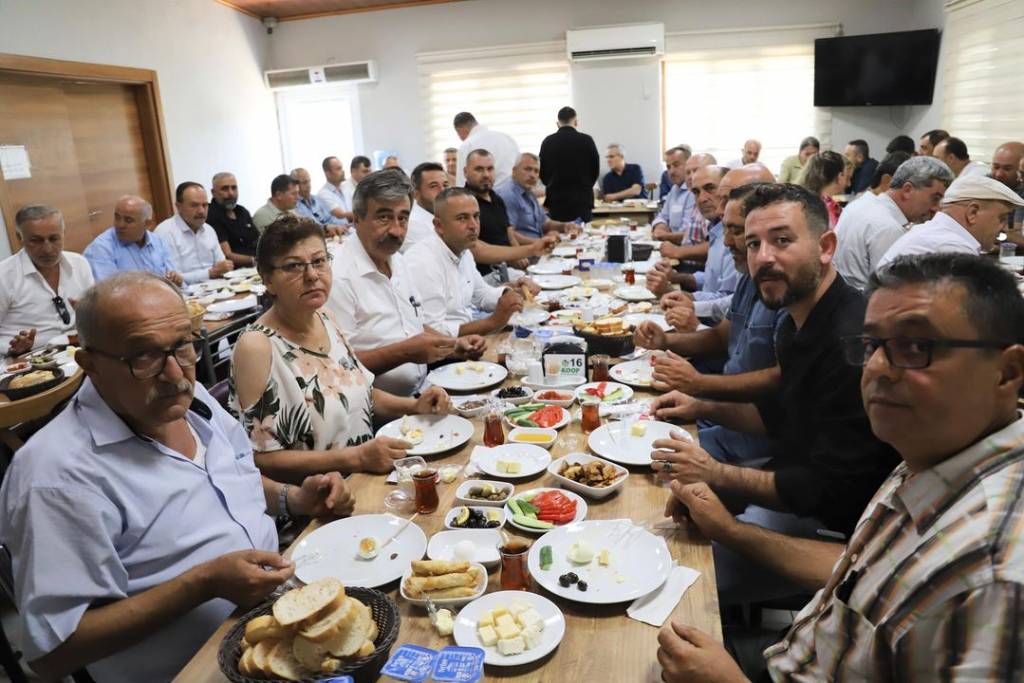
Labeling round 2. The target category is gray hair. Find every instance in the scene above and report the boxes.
[76,271,184,348]
[352,168,414,221]
[433,186,477,217]
[607,143,625,157]
[211,171,236,187]
[666,144,692,158]
[890,156,955,190]
[515,152,539,165]
[690,153,718,166]
[443,147,457,154]
[14,205,64,237]
[289,167,310,179]
[118,195,153,221]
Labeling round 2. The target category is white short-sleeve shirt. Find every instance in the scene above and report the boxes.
[833,192,911,290]
[154,214,226,284]
[876,211,983,270]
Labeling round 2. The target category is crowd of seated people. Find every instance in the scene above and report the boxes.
[0,109,1023,683]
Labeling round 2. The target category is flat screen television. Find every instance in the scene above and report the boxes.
[814,29,941,107]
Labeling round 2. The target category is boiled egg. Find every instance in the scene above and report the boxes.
[357,536,378,560]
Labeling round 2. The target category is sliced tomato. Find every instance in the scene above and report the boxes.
[529,405,564,428]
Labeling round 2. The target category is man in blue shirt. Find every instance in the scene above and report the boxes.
[653,151,715,266]
[601,143,647,200]
[83,195,183,286]
[291,167,345,237]
[659,144,691,202]
[0,272,355,682]
[497,153,573,243]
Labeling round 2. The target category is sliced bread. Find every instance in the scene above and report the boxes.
[268,637,306,681]
[352,639,375,660]
[244,614,288,644]
[273,577,344,626]
[326,599,372,658]
[292,633,333,673]
[238,647,256,676]
[251,639,276,674]
[298,593,358,643]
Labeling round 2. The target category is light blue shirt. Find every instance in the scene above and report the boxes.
[82,227,179,282]
[294,193,340,225]
[692,221,738,322]
[653,184,706,244]
[724,274,787,375]
[497,180,547,239]
[0,380,277,683]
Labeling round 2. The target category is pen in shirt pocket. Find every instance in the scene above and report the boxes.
[409,295,421,317]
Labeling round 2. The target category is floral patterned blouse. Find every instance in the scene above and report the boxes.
[230,310,375,453]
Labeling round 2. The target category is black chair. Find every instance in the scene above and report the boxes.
[0,544,95,683]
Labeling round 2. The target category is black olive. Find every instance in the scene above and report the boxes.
[558,573,572,587]
[566,572,579,583]
[577,581,588,591]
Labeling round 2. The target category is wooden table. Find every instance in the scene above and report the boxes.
[176,347,719,682]
[0,368,83,451]
[591,202,659,225]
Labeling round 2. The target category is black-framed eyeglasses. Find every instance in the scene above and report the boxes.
[52,296,70,325]
[86,340,198,379]
[842,335,1011,370]
[270,254,333,278]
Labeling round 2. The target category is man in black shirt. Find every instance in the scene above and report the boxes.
[462,149,555,279]
[207,172,258,267]
[538,106,600,222]
[648,183,900,605]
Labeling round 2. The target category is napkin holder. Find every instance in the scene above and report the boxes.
[606,235,632,263]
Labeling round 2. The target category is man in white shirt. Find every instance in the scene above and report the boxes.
[405,188,525,337]
[0,205,94,356]
[453,111,519,188]
[326,169,485,396]
[878,175,1024,269]
[444,147,458,178]
[932,137,990,179]
[342,155,372,208]
[317,156,355,228]
[724,139,761,169]
[402,161,451,254]
[834,156,954,290]
[154,182,234,284]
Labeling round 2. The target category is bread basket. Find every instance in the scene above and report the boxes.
[218,586,400,683]
[573,325,635,358]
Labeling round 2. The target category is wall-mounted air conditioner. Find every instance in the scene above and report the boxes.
[264,61,377,90]
[566,23,665,62]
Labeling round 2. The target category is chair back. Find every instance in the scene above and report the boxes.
[0,544,13,606]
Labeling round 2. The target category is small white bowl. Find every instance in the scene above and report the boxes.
[491,385,535,405]
[531,389,576,408]
[455,480,514,508]
[452,394,489,418]
[444,506,507,530]
[400,561,488,607]
[507,427,558,450]
[547,452,629,499]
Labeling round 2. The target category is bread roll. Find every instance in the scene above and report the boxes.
[410,559,470,576]
[404,569,478,594]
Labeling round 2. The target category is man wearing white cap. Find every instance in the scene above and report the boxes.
[877,175,1024,270]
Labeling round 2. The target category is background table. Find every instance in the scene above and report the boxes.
[591,202,659,225]
[175,336,720,683]
[0,368,83,451]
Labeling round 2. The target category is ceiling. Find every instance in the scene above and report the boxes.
[217,0,467,21]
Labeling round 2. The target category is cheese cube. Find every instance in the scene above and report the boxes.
[478,610,494,627]
[630,422,647,437]
[517,608,543,631]
[491,606,509,619]
[455,366,466,375]
[522,625,543,650]
[495,615,520,640]
[497,460,521,474]
[477,625,498,647]
[598,549,611,566]
[497,636,525,656]
[434,609,454,637]
[508,601,530,617]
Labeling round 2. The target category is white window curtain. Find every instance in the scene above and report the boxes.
[276,86,362,178]
[942,0,1024,162]
[662,24,837,176]
[417,42,571,163]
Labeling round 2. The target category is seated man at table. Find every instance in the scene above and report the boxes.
[326,169,485,396]
[463,149,557,282]
[0,271,355,683]
[406,187,526,337]
[83,195,183,286]
[648,183,900,606]
[207,171,259,267]
[317,156,355,230]
[292,167,345,237]
[0,205,94,357]
[252,174,300,233]
[658,145,690,202]
[497,153,573,244]
[601,143,647,201]
[403,161,451,254]
[656,253,1024,682]
[154,181,234,284]
[653,151,714,259]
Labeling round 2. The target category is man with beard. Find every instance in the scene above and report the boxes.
[207,172,258,267]
[647,183,900,606]
[402,161,451,254]
[326,170,485,396]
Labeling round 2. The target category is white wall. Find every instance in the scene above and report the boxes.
[269,0,946,185]
[0,0,280,258]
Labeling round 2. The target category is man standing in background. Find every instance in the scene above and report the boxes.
[539,106,600,223]
[453,112,519,188]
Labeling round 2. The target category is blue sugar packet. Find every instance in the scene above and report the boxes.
[431,646,485,682]
[380,644,438,682]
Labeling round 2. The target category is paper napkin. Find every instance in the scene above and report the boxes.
[627,563,702,627]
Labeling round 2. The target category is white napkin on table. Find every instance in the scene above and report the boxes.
[464,445,496,477]
[627,563,702,627]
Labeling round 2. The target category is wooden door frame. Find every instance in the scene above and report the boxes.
[0,53,174,248]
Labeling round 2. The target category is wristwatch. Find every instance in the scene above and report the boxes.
[278,483,292,519]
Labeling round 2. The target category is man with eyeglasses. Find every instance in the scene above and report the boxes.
[600,143,647,201]
[648,184,900,607]
[655,253,1024,682]
[0,271,356,682]
[0,205,94,357]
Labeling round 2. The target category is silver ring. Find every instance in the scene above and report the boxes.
[660,460,672,472]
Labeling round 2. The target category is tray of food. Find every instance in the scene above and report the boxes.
[574,317,635,357]
[0,368,65,400]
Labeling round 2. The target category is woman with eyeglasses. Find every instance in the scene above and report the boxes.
[230,215,450,484]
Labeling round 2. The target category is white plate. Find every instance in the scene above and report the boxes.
[211,288,235,301]
[587,420,690,466]
[475,443,551,480]
[551,246,578,258]
[547,453,629,499]
[530,389,576,408]
[224,267,258,281]
[613,286,656,302]
[509,308,549,327]
[504,405,570,430]
[585,278,615,290]
[491,385,534,405]
[622,313,672,331]
[561,286,597,300]
[452,395,489,418]
[505,487,588,534]
[427,529,503,567]
[400,561,487,607]
[454,480,514,508]
[427,362,508,391]
[527,260,577,275]
[621,261,656,274]
[573,381,633,405]
[609,359,654,388]
[444,506,507,530]
[533,275,582,290]
[527,520,673,604]
[292,514,428,586]
[375,414,474,456]
[521,376,586,391]
[207,294,258,314]
[454,591,566,666]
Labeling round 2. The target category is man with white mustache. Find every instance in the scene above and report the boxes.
[0,271,355,682]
